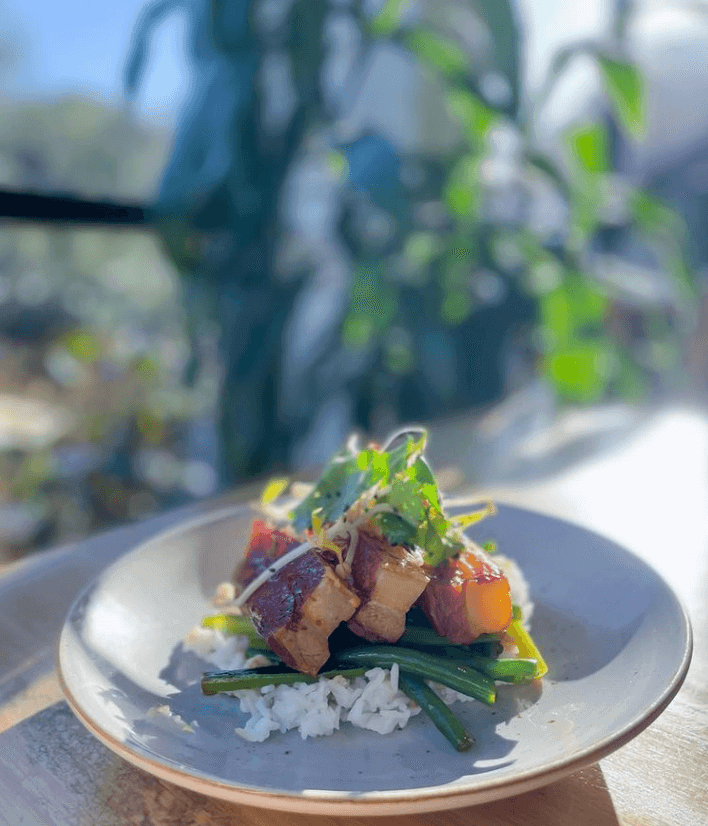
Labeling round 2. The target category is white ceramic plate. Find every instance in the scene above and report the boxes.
[58,503,692,815]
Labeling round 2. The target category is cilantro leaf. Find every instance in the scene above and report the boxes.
[376,512,417,546]
[289,433,427,533]
[287,427,469,566]
[289,447,360,532]
[386,469,427,525]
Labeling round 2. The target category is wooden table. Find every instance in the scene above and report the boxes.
[1,403,706,825]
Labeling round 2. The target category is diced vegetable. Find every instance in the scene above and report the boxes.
[420,547,513,644]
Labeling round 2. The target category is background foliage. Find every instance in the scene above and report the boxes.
[0,0,699,562]
[0,97,208,558]
[126,0,695,483]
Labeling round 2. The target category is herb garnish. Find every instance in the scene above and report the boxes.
[287,430,488,566]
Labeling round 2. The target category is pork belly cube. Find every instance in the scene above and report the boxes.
[347,530,430,643]
[419,541,512,645]
[234,521,360,675]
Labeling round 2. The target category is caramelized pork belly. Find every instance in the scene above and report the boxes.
[234,521,360,675]
[419,541,512,644]
[347,530,429,643]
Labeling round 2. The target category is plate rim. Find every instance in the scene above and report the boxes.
[57,501,694,815]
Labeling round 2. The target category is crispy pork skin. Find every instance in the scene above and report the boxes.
[347,530,429,643]
[234,521,360,675]
[419,541,512,644]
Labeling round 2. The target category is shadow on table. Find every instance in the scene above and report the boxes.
[0,702,620,826]
[0,702,623,826]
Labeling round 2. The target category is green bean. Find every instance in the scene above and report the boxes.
[240,635,271,650]
[398,626,454,647]
[398,628,503,658]
[201,666,367,695]
[465,655,538,685]
[334,646,496,705]
[473,632,504,643]
[245,647,282,663]
[398,672,473,752]
[442,641,504,661]
[468,640,504,659]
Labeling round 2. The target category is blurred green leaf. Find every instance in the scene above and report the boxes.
[666,250,699,308]
[13,453,54,500]
[570,278,607,329]
[441,290,472,325]
[326,150,349,181]
[370,0,410,37]
[444,156,480,219]
[404,30,469,78]
[343,266,398,351]
[565,124,609,246]
[630,191,684,239]
[403,232,441,270]
[342,315,375,350]
[568,123,610,174]
[612,347,648,399]
[384,329,416,374]
[132,354,160,382]
[569,183,603,246]
[445,88,496,148]
[543,341,609,402]
[541,288,572,342]
[61,331,102,363]
[597,55,645,139]
[540,276,608,344]
[630,191,698,305]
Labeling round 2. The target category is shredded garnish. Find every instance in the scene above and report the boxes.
[450,502,497,529]
[259,477,290,508]
[234,537,316,607]
[238,429,501,605]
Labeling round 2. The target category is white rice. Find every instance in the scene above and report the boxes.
[184,556,532,743]
[146,704,199,733]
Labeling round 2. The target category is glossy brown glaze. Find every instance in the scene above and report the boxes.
[244,551,329,640]
[420,542,512,644]
[234,520,360,674]
[347,529,429,643]
[233,520,301,587]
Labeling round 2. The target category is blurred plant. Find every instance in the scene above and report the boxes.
[0,98,201,558]
[125,0,696,485]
